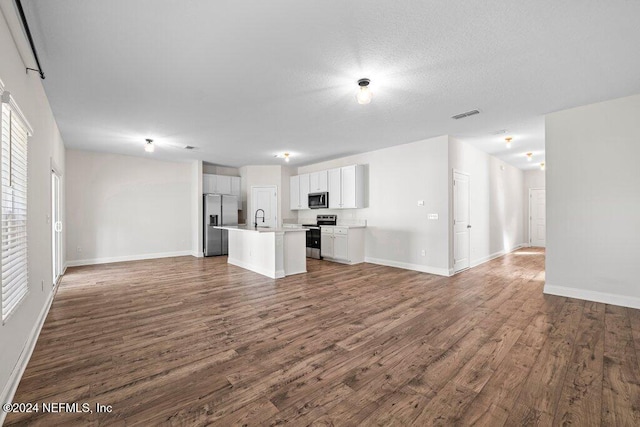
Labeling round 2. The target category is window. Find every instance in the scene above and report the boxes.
[1,84,32,322]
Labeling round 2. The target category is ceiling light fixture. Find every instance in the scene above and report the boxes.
[274,152,291,162]
[144,138,154,153]
[526,152,533,161]
[356,78,372,105]
[505,137,513,148]
[540,162,546,171]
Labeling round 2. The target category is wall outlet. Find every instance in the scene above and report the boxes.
[417,200,424,206]
[421,249,426,256]
[428,213,438,220]
[76,246,82,253]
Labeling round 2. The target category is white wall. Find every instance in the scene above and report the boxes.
[523,169,546,244]
[239,165,295,226]
[545,93,640,309]
[0,5,66,414]
[298,136,451,275]
[66,150,193,265]
[449,138,525,268]
[191,160,203,257]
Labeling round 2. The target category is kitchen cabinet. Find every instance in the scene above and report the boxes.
[203,174,217,194]
[309,170,328,193]
[216,175,232,195]
[204,174,242,209]
[328,165,365,209]
[320,230,334,258]
[320,226,365,264]
[290,174,310,210]
[290,164,365,210]
[231,177,241,209]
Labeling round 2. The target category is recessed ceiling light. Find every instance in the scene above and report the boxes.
[526,152,533,161]
[505,137,513,148]
[540,162,546,170]
[356,78,372,105]
[144,138,154,153]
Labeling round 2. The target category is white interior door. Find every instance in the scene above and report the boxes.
[251,186,278,228]
[51,171,62,285]
[453,171,470,273]
[529,189,546,247]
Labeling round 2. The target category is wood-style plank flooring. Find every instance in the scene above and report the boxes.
[6,248,640,426]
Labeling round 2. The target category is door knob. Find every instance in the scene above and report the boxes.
[467,225,472,229]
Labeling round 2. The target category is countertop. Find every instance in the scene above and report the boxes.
[214,225,308,233]
[287,223,367,229]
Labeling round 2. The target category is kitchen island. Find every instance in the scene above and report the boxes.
[213,225,307,279]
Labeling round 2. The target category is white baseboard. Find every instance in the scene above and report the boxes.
[66,250,193,267]
[364,257,450,277]
[228,257,281,279]
[191,250,204,258]
[544,284,640,310]
[469,244,525,269]
[0,290,55,425]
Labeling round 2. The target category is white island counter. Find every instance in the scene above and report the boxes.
[214,225,307,279]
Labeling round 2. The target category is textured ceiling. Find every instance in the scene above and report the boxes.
[22,0,640,170]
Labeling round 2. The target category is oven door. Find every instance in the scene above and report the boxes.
[308,192,328,209]
[306,228,321,259]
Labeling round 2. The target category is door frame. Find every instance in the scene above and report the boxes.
[250,185,278,228]
[452,169,471,274]
[528,188,546,247]
[51,160,63,286]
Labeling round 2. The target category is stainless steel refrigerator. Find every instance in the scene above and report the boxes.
[204,194,238,256]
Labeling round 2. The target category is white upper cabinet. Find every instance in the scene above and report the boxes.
[341,165,357,208]
[328,168,342,209]
[203,174,242,209]
[327,165,365,209]
[299,173,310,209]
[203,174,217,194]
[290,175,300,210]
[216,175,232,195]
[309,170,328,193]
[291,165,365,210]
[290,174,310,210]
[231,176,242,209]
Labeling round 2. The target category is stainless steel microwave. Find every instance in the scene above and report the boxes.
[308,192,329,209]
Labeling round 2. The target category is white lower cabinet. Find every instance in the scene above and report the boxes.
[320,227,365,264]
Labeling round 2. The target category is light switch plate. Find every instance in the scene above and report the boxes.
[417,200,424,206]
[428,213,438,220]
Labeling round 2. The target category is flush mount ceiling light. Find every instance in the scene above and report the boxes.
[526,152,533,161]
[505,137,513,148]
[144,138,154,153]
[274,152,291,162]
[356,78,372,105]
[540,162,546,170]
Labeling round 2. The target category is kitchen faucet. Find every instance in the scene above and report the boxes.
[254,209,265,228]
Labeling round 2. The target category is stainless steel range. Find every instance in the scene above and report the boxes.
[302,215,337,259]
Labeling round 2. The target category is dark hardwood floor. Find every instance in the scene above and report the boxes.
[5,248,640,426]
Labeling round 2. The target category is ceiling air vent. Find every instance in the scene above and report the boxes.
[184,145,196,150]
[451,109,480,120]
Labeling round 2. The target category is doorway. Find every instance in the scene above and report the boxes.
[529,188,546,247]
[51,170,62,285]
[453,170,471,273]
[250,186,278,228]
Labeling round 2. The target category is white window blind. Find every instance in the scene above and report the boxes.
[1,90,30,322]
